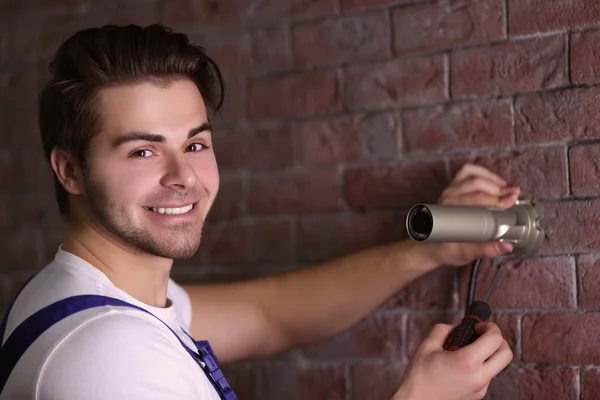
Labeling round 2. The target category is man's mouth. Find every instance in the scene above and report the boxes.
[143,203,195,215]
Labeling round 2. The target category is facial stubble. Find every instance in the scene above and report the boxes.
[83,172,205,260]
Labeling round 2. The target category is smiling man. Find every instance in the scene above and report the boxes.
[0,25,514,400]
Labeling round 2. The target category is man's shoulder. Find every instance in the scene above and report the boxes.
[36,311,202,399]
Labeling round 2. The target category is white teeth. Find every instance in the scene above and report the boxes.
[149,204,194,215]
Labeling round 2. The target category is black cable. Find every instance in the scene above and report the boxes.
[465,258,481,317]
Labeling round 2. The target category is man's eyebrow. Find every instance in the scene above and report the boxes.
[188,122,212,139]
[111,123,212,148]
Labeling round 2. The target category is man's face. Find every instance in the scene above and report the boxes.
[80,79,219,259]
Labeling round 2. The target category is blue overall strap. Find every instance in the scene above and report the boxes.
[0,272,38,345]
[0,295,237,400]
[181,333,237,400]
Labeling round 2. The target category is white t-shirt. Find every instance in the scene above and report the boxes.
[0,247,222,400]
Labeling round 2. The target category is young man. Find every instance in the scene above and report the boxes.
[0,24,515,400]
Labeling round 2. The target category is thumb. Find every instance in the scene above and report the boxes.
[418,323,456,353]
[476,242,513,259]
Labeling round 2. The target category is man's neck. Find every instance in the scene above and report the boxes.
[61,220,173,308]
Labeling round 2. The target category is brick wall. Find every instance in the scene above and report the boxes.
[2,0,600,398]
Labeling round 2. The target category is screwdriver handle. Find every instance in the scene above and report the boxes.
[444,300,492,352]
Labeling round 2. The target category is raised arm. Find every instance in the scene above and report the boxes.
[182,164,519,364]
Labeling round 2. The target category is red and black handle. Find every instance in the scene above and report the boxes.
[444,301,492,351]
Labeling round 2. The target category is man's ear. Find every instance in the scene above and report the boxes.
[50,148,84,195]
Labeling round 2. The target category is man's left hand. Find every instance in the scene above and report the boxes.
[423,163,520,268]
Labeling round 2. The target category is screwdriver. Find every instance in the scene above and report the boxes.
[443,264,504,351]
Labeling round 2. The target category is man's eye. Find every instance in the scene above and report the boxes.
[186,143,207,152]
[131,149,154,158]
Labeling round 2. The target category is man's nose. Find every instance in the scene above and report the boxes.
[160,153,197,190]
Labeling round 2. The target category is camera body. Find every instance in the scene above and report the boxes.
[406,193,544,256]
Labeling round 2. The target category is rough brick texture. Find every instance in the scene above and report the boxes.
[451,36,568,99]
[3,1,600,399]
[509,0,600,36]
[293,11,391,67]
[392,0,505,56]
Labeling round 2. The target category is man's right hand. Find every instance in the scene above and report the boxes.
[392,322,513,400]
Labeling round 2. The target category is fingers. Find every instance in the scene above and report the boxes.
[462,322,505,363]
[441,190,519,208]
[442,163,520,209]
[472,242,514,259]
[451,163,507,187]
[473,382,491,400]
[444,176,507,198]
[417,323,456,353]
[482,339,513,377]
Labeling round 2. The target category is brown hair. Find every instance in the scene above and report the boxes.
[38,24,224,215]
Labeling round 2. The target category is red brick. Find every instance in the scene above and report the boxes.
[541,201,600,255]
[1,17,41,65]
[458,257,576,309]
[207,175,244,221]
[582,370,600,400]
[214,124,295,172]
[351,363,406,400]
[296,116,362,166]
[515,87,600,144]
[0,196,8,230]
[342,0,418,9]
[303,313,404,360]
[410,270,455,304]
[257,364,345,400]
[195,26,289,76]
[403,99,512,154]
[451,36,567,99]
[570,30,600,85]
[577,254,600,308]
[487,365,578,400]
[569,144,600,196]
[5,107,40,149]
[216,76,245,123]
[0,0,32,14]
[195,219,295,265]
[523,313,600,364]
[248,168,342,215]
[357,111,403,158]
[343,160,448,210]
[346,55,446,111]
[34,0,96,15]
[245,0,338,24]
[219,364,259,400]
[295,112,401,166]
[449,147,569,198]
[293,11,390,68]
[248,70,342,119]
[296,212,402,263]
[0,151,53,190]
[161,0,245,30]
[406,312,461,357]
[509,0,600,35]
[8,191,63,230]
[393,0,504,56]
[385,267,456,311]
[0,228,41,272]
[0,65,41,109]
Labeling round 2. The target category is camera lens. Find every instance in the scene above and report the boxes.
[407,205,433,241]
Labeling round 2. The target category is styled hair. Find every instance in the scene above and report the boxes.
[38,24,225,215]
